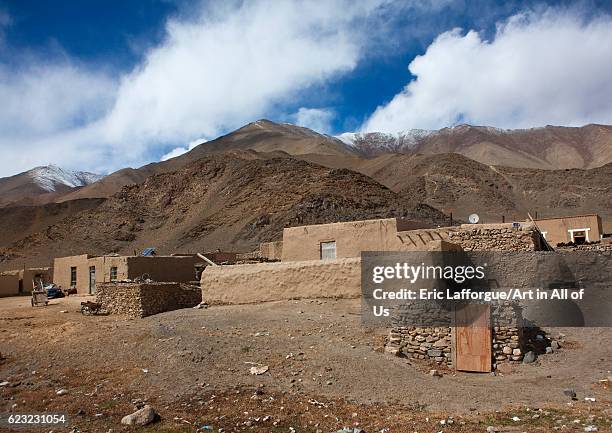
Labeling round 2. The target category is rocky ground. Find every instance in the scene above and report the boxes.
[0,296,610,433]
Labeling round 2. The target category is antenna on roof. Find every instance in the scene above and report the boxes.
[468,213,480,224]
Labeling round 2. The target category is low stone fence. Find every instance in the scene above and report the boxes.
[96,282,202,318]
[201,258,361,305]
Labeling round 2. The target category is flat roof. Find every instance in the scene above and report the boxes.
[534,214,600,222]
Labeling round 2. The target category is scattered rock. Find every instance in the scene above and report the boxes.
[551,340,560,350]
[121,405,159,426]
[0,381,9,387]
[486,427,499,433]
[563,388,577,399]
[429,369,442,377]
[56,389,69,395]
[249,365,269,375]
[523,351,536,364]
[584,426,598,432]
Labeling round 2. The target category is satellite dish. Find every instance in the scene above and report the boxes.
[468,213,480,224]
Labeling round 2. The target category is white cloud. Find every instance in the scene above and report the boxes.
[160,137,207,161]
[291,107,335,134]
[363,9,612,132]
[0,0,388,177]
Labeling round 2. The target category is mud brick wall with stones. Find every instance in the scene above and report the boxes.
[448,224,541,251]
[386,326,453,367]
[97,282,202,318]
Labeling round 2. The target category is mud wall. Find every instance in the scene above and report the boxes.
[201,258,361,304]
[126,256,199,283]
[0,273,20,297]
[260,241,283,261]
[96,282,202,318]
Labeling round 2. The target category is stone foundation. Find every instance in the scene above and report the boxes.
[96,282,202,318]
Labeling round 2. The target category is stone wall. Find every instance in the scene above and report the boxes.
[385,302,528,368]
[96,282,202,318]
[386,326,453,367]
[448,223,541,251]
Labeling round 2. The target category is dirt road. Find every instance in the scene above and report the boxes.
[0,295,610,432]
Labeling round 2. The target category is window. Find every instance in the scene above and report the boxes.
[70,267,77,287]
[320,241,336,260]
[110,266,118,282]
[568,228,590,244]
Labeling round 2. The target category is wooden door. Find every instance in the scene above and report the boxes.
[455,304,491,372]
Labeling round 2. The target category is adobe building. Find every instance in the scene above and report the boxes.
[54,254,200,294]
[280,218,448,261]
[0,267,53,296]
[20,267,53,293]
[535,214,603,246]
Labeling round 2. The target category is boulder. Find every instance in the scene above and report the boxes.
[121,405,158,426]
[523,351,536,364]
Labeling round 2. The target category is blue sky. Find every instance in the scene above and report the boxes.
[1,0,612,176]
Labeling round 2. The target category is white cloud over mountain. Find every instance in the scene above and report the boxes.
[1,3,612,177]
[291,108,335,134]
[0,0,386,176]
[363,8,612,132]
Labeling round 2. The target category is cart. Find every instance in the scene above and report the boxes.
[31,288,48,307]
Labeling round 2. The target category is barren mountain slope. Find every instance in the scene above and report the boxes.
[340,124,612,169]
[0,152,446,270]
[58,120,355,203]
[45,121,612,204]
[351,153,612,227]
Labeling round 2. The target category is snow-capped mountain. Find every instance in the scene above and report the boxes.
[334,123,612,169]
[0,164,104,207]
[336,129,434,152]
[28,165,103,192]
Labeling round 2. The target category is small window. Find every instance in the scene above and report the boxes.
[70,266,77,287]
[320,241,336,260]
[110,266,118,282]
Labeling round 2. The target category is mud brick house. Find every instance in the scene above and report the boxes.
[280,218,447,261]
[54,254,200,294]
[0,267,53,296]
[534,214,603,246]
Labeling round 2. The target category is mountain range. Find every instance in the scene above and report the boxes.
[0,120,610,270]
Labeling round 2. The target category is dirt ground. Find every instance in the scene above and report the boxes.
[0,295,610,433]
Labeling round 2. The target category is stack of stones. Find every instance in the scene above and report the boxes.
[97,282,201,318]
[492,301,524,365]
[448,225,540,251]
[386,326,452,367]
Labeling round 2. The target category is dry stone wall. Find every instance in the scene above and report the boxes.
[448,224,541,251]
[97,282,201,318]
[386,326,453,367]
